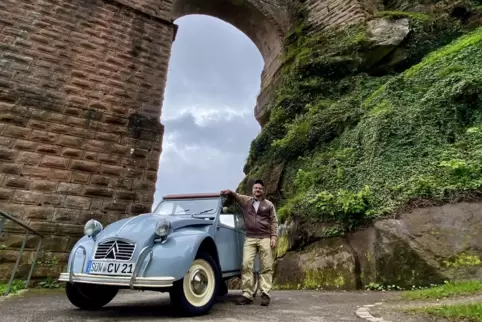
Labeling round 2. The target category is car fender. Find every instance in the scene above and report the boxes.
[142,230,218,281]
[66,236,95,274]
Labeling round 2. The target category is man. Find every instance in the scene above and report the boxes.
[220,179,278,306]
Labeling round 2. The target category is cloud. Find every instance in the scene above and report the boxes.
[152,14,264,206]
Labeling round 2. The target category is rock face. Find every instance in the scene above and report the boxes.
[274,201,482,290]
[275,237,359,290]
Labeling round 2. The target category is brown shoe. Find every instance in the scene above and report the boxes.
[261,293,270,306]
[235,295,253,305]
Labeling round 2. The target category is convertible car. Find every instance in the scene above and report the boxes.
[58,192,260,316]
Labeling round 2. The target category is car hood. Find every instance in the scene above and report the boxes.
[94,213,213,243]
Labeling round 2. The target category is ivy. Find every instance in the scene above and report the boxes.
[243,4,482,231]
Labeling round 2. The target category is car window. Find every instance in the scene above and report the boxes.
[219,214,235,228]
[153,198,219,216]
[222,196,245,231]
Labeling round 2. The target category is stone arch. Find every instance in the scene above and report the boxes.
[171,0,288,125]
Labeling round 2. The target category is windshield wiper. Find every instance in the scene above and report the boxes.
[192,208,214,216]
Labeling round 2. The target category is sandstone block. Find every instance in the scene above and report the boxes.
[30,130,58,143]
[30,179,57,192]
[4,175,29,189]
[40,155,69,169]
[70,160,100,173]
[0,188,14,201]
[12,190,43,205]
[83,187,114,198]
[17,151,42,165]
[99,164,124,176]
[98,153,121,165]
[0,147,16,161]
[61,147,82,158]
[21,166,50,179]
[64,196,91,210]
[49,169,71,181]
[71,172,90,184]
[3,125,31,139]
[57,182,83,195]
[36,144,61,155]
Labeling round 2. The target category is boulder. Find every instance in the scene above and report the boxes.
[274,201,482,289]
[363,17,410,67]
[274,237,358,290]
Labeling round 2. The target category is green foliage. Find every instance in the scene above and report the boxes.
[0,280,26,296]
[244,3,482,231]
[37,277,62,289]
[401,280,482,300]
[409,303,482,321]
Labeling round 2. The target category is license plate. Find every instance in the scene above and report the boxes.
[86,260,136,276]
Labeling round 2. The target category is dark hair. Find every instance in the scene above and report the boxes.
[254,179,264,187]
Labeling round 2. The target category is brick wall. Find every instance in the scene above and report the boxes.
[0,0,175,279]
[0,0,375,280]
[302,0,371,31]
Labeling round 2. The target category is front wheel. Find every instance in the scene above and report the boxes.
[65,282,118,310]
[169,251,220,316]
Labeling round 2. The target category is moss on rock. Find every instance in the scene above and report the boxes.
[243,3,482,233]
[274,238,357,290]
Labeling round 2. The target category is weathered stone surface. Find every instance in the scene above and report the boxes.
[366,17,410,47]
[372,202,482,286]
[274,238,358,290]
[275,201,482,290]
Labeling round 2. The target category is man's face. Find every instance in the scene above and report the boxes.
[252,183,264,198]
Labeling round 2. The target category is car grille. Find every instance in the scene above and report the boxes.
[94,239,135,261]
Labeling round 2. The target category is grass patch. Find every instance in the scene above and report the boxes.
[408,303,482,321]
[0,280,26,296]
[401,280,482,300]
[0,277,62,296]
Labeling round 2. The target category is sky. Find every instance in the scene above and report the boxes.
[152,14,264,208]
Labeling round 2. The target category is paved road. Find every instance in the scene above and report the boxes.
[0,289,398,322]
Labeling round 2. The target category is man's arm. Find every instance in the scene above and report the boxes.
[220,189,250,207]
[269,203,278,238]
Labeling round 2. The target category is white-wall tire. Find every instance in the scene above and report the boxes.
[169,251,220,316]
[182,259,215,307]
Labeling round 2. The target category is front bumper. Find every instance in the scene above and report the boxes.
[58,244,175,288]
[58,273,175,288]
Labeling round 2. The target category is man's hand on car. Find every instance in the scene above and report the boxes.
[220,189,233,196]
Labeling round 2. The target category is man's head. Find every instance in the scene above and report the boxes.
[252,179,265,199]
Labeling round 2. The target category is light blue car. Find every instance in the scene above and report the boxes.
[58,192,260,316]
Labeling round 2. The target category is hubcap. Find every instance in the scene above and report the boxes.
[190,269,208,295]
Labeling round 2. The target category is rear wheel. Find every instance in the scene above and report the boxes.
[65,282,118,310]
[169,251,220,316]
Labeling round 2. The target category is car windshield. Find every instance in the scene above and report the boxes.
[153,198,219,216]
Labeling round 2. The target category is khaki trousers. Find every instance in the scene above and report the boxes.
[241,237,273,300]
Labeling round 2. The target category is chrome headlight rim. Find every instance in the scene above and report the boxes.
[84,219,103,237]
[155,218,172,238]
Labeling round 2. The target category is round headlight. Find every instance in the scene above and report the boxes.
[155,218,172,238]
[84,219,103,237]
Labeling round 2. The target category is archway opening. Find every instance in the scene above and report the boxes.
[153,14,265,205]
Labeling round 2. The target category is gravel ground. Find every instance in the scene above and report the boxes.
[0,288,399,322]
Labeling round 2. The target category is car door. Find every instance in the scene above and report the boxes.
[215,197,242,275]
[233,202,246,267]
